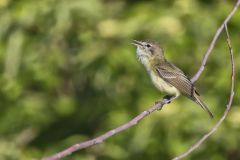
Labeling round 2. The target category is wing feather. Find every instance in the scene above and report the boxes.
[155,62,195,97]
[154,61,213,118]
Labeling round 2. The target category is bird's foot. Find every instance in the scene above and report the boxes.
[155,95,174,110]
[163,95,173,104]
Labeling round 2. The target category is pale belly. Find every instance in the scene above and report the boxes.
[150,71,180,96]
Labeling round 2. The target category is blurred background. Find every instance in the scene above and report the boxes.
[0,0,240,159]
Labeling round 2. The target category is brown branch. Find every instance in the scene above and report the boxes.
[191,0,240,83]
[173,23,235,160]
[42,99,169,160]
[42,1,238,160]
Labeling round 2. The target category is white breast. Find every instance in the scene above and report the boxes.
[149,71,180,96]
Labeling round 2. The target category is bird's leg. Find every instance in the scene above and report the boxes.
[155,95,172,110]
[163,95,173,103]
[155,95,179,110]
[155,95,172,105]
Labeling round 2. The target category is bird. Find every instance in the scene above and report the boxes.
[132,40,213,118]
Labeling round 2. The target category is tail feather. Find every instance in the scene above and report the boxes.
[194,95,214,118]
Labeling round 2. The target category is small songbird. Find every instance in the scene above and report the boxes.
[132,40,213,118]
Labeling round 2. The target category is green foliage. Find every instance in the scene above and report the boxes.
[0,0,239,159]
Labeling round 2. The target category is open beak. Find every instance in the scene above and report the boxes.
[132,40,143,46]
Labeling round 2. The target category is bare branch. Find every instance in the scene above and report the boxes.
[42,1,238,160]
[173,23,235,160]
[191,0,240,83]
[42,99,169,160]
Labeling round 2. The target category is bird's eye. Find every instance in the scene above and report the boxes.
[146,44,151,48]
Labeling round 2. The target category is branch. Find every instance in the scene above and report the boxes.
[191,0,240,83]
[173,23,235,160]
[42,1,238,159]
[42,99,169,160]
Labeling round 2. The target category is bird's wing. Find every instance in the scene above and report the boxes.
[154,62,195,97]
[155,61,213,118]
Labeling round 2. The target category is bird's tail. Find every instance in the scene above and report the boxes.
[194,95,214,118]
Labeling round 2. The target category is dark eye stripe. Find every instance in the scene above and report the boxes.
[146,44,151,48]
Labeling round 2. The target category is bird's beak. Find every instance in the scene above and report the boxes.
[132,40,143,47]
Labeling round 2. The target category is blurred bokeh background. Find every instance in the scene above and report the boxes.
[0,0,240,159]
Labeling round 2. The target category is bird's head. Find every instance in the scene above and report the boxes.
[132,40,165,64]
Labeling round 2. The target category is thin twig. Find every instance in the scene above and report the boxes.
[173,23,235,160]
[42,1,239,159]
[42,99,169,160]
[191,0,240,83]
